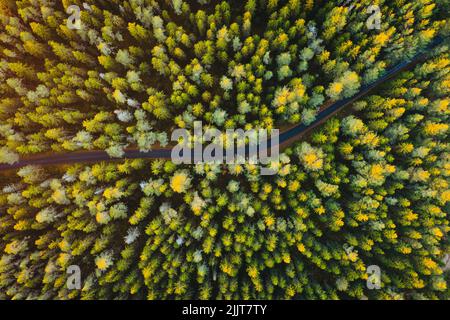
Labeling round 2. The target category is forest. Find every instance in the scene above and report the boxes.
[0,0,449,300]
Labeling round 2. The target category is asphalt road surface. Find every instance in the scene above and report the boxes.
[0,37,445,171]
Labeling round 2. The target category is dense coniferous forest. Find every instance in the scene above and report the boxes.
[0,0,448,300]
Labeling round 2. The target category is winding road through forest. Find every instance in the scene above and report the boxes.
[0,38,445,171]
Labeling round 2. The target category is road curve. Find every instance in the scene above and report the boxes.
[0,37,445,171]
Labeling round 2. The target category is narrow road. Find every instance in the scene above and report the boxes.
[0,37,445,171]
